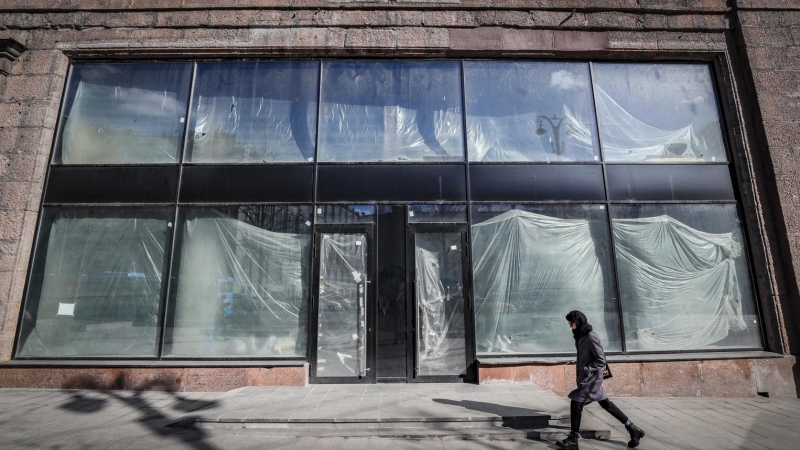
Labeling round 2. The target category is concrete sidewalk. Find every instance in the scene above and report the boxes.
[0,384,798,449]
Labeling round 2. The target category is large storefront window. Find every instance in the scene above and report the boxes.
[464,61,600,162]
[57,63,192,164]
[165,205,312,357]
[593,63,727,163]
[318,61,464,162]
[187,62,319,163]
[17,208,172,357]
[611,204,761,351]
[470,204,622,354]
[19,59,764,363]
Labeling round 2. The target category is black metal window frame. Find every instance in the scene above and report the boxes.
[12,57,765,362]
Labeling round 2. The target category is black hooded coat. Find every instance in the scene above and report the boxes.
[566,310,608,403]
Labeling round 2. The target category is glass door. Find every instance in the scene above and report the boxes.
[311,226,374,383]
[409,226,474,382]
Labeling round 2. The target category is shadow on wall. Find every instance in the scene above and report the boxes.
[58,373,221,450]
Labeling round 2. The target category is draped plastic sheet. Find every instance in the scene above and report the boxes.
[191,95,316,162]
[613,215,747,351]
[471,210,614,354]
[415,234,466,376]
[61,81,185,164]
[316,234,368,377]
[319,103,463,161]
[18,214,168,357]
[594,86,707,162]
[467,106,595,162]
[168,212,309,357]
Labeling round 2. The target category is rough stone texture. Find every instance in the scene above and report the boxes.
[479,358,798,398]
[0,365,309,391]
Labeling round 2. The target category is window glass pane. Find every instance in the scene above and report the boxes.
[611,204,761,351]
[471,204,621,354]
[319,61,464,162]
[316,204,376,223]
[408,204,467,223]
[166,205,311,357]
[465,62,600,162]
[17,208,172,357]
[188,62,319,163]
[593,63,727,162]
[58,63,191,164]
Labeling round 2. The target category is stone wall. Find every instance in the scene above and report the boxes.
[0,0,798,394]
[0,365,308,391]
[479,357,799,398]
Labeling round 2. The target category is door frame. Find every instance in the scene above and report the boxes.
[406,224,477,383]
[309,224,376,384]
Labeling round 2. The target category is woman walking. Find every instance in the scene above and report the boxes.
[556,311,645,449]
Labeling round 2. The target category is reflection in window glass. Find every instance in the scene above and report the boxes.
[59,63,191,164]
[17,208,172,357]
[316,204,376,223]
[319,61,464,162]
[611,204,761,351]
[593,63,727,162]
[465,62,600,162]
[166,205,311,357]
[408,204,467,223]
[188,62,319,163]
[471,204,621,354]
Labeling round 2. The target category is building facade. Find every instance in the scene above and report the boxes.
[1,0,799,397]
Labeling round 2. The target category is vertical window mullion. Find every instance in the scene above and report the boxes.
[590,61,628,354]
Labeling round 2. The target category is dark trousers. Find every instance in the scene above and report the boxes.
[570,399,629,432]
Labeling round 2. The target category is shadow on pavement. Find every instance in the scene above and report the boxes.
[57,373,221,450]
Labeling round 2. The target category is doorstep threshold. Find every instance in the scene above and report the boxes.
[478,350,782,366]
[0,359,306,368]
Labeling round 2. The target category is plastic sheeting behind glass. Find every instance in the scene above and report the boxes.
[319,61,464,162]
[17,208,171,357]
[316,234,368,377]
[593,63,727,163]
[408,205,467,223]
[464,62,600,162]
[611,204,761,351]
[187,62,319,163]
[415,232,467,376]
[59,63,191,164]
[471,205,621,354]
[166,206,311,357]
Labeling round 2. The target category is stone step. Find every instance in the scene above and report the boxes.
[169,416,611,441]
[171,415,553,430]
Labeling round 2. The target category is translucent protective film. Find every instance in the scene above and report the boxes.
[471,205,621,354]
[319,61,464,162]
[465,61,599,162]
[415,232,467,376]
[316,233,368,377]
[612,204,761,351]
[188,62,319,163]
[17,208,172,357]
[59,63,191,164]
[593,63,727,162]
[166,206,311,357]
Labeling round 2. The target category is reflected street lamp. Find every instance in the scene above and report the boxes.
[536,114,567,157]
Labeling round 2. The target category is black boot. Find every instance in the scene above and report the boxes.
[556,431,580,449]
[625,422,645,448]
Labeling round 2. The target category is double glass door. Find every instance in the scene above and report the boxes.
[310,220,473,383]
